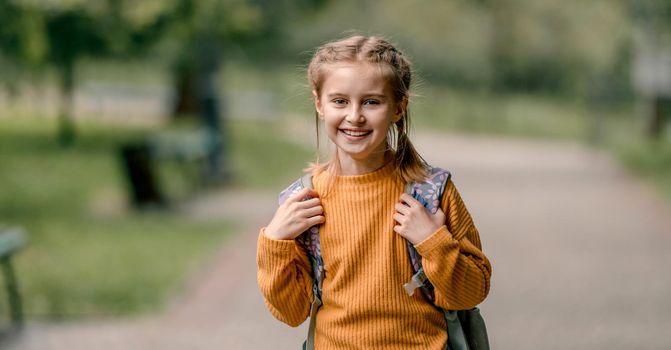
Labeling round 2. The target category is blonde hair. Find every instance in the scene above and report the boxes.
[306,35,427,183]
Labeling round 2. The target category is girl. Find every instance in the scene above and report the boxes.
[257,35,492,349]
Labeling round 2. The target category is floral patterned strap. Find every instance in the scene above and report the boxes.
[277,174,310,205]
[278,174,324,300]
[404,166,451,302]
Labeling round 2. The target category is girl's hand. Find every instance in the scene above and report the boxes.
[265,188,325,240]
[393,193,446,245]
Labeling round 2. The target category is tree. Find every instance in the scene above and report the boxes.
[0,1,46,98]
[1,0,327,148]
[0,0,180,145]
[627,0,671,139]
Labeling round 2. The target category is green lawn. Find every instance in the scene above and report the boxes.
[614,138,671,201]
[0,115,311,320]
[229,120,314,188]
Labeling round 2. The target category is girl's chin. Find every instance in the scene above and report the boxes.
[335,145,388,161]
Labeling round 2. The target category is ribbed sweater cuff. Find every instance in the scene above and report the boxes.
[258,227,297,258]
[414,225,457,257]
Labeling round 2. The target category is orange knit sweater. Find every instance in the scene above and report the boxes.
[257,163,491,349]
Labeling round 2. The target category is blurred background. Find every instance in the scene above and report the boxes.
[1,0,670,349]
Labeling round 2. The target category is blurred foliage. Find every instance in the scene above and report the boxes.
[286,0,633,97]
[0,0,329,143]
[627,0,671,31]
[0,0,182,144]
[0,0,662,113]
[486,0,631,94]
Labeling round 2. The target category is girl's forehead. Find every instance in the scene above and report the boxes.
[325,62,386,76]
[321,62,391,89]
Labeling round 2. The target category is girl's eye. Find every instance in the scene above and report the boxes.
[363,99,380,105]
[332,98,347,105]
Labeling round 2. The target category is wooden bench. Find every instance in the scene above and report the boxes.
[0,226,25,336]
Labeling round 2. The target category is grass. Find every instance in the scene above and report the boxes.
[229,120,314,189]
[411,87,596,141]
[613,138,671,201]
[0,115,312,320]
[17,216,230,318]
[0,117,230,319]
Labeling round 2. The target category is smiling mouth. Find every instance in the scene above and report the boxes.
[340,129,372,137]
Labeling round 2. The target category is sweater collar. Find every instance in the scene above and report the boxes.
[325,160,397,186]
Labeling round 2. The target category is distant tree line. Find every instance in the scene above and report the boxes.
[0,0,326,145]
[2,0,670,140]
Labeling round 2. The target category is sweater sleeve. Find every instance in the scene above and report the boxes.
[256,228,314,327]
[414,180,492,310]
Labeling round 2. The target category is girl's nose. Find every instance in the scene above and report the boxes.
[345,106,364,124]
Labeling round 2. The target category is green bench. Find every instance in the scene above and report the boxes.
[0,226,25,335]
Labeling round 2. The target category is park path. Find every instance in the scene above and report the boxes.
[7,131,671,350]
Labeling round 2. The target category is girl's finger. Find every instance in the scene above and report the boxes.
[296,197,321,209]
[302,205,324,218]
[393,213,405,224]
[307,215,325,226]
[394,202,410,215]
[399,193,421,207]
[393,225,403,234]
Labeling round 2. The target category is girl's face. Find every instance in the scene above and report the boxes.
[315,62,403,169]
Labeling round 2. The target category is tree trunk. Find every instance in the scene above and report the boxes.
[647,96,670,139]
[57,63,76,147]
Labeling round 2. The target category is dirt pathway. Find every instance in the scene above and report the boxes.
[7,132,671,349]
[415,133,671,349]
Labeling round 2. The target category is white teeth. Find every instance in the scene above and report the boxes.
[342,130,370,137]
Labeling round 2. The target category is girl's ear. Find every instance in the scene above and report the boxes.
[313,90,324,118]
[393,97,408,123]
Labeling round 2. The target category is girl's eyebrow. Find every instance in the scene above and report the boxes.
[325,93,387,99]
[363,93,387,99]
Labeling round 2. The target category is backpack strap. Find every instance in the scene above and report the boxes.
[278,174,325,300]
[278,174,324,350]
[402,167,482,350]
[402,166,451,300]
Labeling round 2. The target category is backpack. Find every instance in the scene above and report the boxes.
[278,166,489,350]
